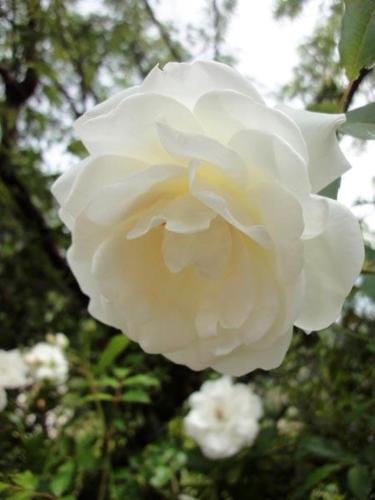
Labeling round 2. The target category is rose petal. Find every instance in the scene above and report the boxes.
[276,106,350,193]
[295,199,364,331]
[141,60,264,109]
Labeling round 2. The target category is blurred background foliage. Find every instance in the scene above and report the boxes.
[0,0,374,498]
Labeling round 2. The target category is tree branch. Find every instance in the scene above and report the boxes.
[140,0,182,61]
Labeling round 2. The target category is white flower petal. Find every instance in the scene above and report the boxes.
[212,328,293,376]
[74,86,139,130]
[141,60,264,109]
[295,199,364,331]
[63,155,147,221]
[276,106,350,193]
[75,93,202,162]
[194,90,308,161]
[84,164,186,225]
[228,128,311,195]
[157,122,246,182]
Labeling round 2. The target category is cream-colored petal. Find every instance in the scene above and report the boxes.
[84,164,186,225]
[189,161,272,248]
[295,199,364,331]
[212,328,293,376]
[140,60,264,109]
[157,122,246,182]
[75,93,202,162]
[127,194,216,239]
[228,128,311,195]
[162,217,231,279]
[63,155,146,220]
[276,106,350,193]
[194,90,307,161]
[74,86,139,130]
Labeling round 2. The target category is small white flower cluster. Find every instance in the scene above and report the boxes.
[0,333,69,411]
[0,350,29,411]
[184,376,263,460]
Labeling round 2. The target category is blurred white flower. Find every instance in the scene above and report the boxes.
[0,388,7,411]
[24,343,68,384]
[46,332,69,349]
[184,376,263,459]
[0,349,29,389]
[45,406,73,439]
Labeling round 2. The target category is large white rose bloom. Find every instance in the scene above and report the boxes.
[52,60,364,375]
[0,349,29,389]
[24,343,68,384]
[184,376,263,459]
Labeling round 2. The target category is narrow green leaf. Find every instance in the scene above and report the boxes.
[84,392,114,402]
[123,374,160,387]
[122,390,151,404]
[340,103,375,139]
[339,0,375,80]
[97,334,129,372]
[347,465,372,499]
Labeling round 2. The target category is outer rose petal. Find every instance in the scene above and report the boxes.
[140,60,264,109]
[194,90,308,162]
[75,93,202,162]
[277,105,350,193]
[295,199,364,331]
[212,328,293,376]
[74,86,139,131]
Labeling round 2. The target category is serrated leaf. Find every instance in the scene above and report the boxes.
[347,465,372,499]
[339,0,375,80]
[340,103,375,140]
[97,334,129,372]
[122,390,151,404]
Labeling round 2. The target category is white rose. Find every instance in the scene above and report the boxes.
[0,388,7,411]
[0,349,29,389]
[184,376,263,459]
[52,60,364,375]
[24,342,68,384]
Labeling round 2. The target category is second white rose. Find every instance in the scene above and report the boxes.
[52,61,364,375]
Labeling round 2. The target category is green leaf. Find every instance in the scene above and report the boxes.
[97,334,130,372]
[83,392,114,402]
[340,103,375,140]
[293,464,341,498]
[319,178,340,200]
[339,0,375,80]
[50,461,75,496]
[299,436,349,461]
[347,465,372,499]
[12,471,37,491]
[123,374,160,388]
[122,390,151,404]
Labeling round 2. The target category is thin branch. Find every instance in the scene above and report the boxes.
[212,0,221,60]
[338,68,372,112]
[140,0,182,61]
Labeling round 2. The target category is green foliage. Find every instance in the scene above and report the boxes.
[339,0,375,80]
[340,102,375,139]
